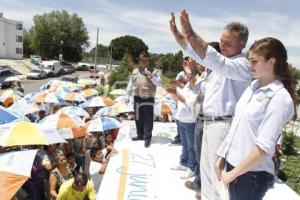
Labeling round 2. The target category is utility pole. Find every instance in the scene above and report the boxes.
[59,40,63,62]
[94,27,99,79]
[109,44,112,71]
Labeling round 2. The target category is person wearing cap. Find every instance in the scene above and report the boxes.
[56,172,95,200]
[125,51,161,148]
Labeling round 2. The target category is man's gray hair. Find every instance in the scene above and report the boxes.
[224,22,249,45]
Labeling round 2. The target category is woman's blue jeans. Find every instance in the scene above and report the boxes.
[227,163,274,200]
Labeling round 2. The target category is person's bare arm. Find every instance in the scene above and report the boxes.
[49,173,58,198]
[169,12,188,50]
[180,9,208,59]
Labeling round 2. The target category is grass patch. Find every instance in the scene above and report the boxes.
[279,136,300,195]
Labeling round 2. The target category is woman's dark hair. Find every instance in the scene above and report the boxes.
[249,37,297,118]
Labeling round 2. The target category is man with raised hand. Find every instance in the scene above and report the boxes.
[169,10,251,200]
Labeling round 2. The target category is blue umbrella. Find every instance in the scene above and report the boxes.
[0,106,20,125]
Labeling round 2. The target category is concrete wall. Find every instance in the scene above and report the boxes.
[0,14,23,59]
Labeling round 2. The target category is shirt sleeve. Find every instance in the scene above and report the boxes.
[216,128,236,158]
[87,180,96,200]
[125,75,133,98]
[186,44,251,82]
[149,70,161,86]
[56,182,68,200]
[89,161,102,175]
[177,83,197,107]
[256,92,294,155]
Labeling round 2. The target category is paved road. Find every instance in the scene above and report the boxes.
[22,71,98,94]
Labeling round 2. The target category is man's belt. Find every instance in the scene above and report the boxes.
[202,115,232,121]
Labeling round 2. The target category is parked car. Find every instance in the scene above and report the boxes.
[27,69,47,79]
[40,61,62,77]
[0,81,13,90]
[77,62,90,71]
[62,75,78,83]
[60,62,76,74]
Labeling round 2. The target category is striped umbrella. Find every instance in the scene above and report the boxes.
[7,99,40,117]
[95,103,134,117]
[64,92,86,102]
[0,150,38,200]
[0,121,66,147]
[87,117,121,132]
[58,106,89,118]
[33,92,65,104]
[39,113,87,139]
[80,96,115,108]
[81,89,98,98]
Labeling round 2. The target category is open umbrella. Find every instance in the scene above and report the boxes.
[58,106,89,118]
[0,106,20,125]
[87,117,121,132]
[80,96,115,108]
[110,89,126,96]
[0,149,38,200]
[7,99,40,118]
[77,79,97,86]
[0,121,66,147]
[64,92,86,102]
[39,113,87,139]
[95,103,134,117]
[0,90,22,107]
[81,89,98,98]
[33,92,65,104]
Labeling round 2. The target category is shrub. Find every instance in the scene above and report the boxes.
[282,131,297,155]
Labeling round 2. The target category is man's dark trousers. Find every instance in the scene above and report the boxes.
[134,96,154,143]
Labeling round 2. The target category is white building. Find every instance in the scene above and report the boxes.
[0,12,23,59]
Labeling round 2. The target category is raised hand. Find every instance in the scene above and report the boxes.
[180,9,194,38]
[169,12,178,34]
[169,12,188,49]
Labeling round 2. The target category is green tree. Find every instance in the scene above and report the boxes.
[108,54,132,89]
[30,10,89,62]
[109,35,148,61]
[155,50,183,78]
[90,44,110,57]
[23,29,35,58]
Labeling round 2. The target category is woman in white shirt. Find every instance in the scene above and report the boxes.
[215,37,296,200]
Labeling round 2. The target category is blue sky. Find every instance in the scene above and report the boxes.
[2,0,300,67]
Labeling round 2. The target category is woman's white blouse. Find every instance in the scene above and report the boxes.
[217,79,294,174]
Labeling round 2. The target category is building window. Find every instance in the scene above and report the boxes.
[16,35,22,42]
[16,48,22,54]
[16,23,22,30]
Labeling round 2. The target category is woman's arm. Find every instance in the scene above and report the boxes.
[222,145,266,185]
[49,173,58,198]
